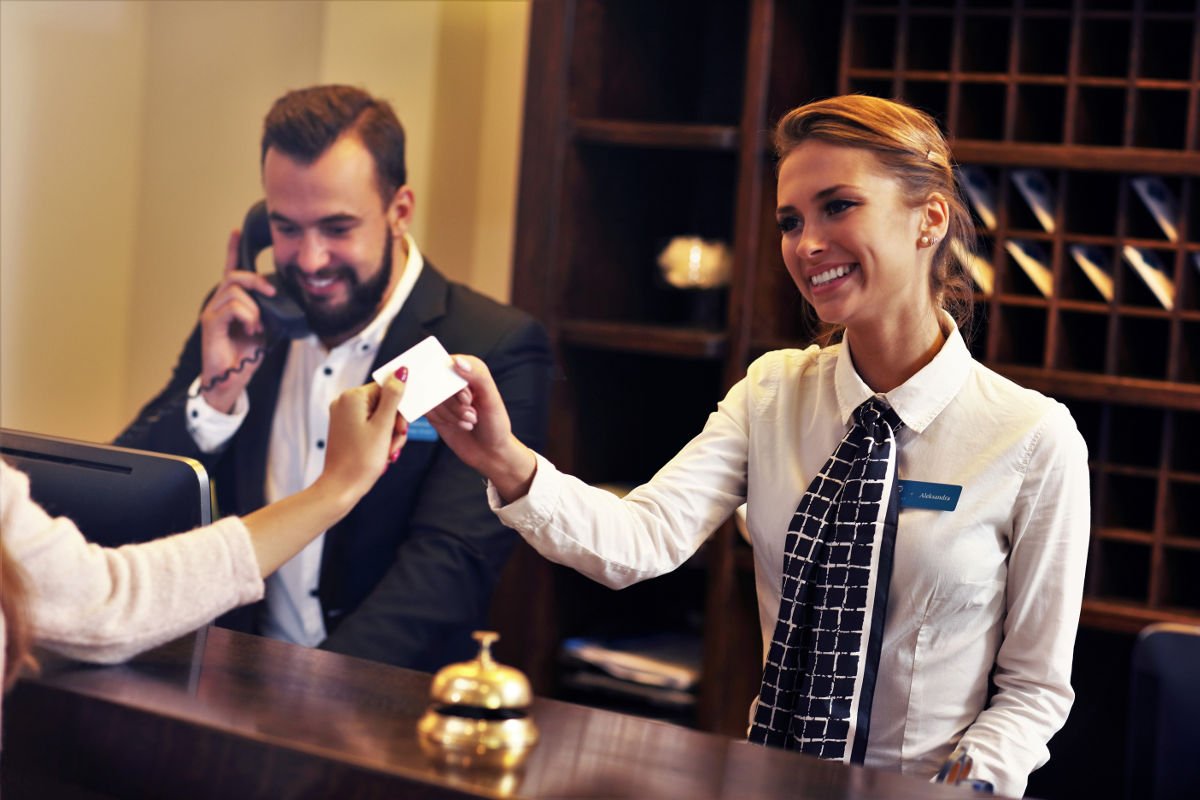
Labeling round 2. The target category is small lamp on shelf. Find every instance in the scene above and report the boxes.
[656,235,732,329]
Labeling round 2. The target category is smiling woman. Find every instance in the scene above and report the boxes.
[425,94,1093,798]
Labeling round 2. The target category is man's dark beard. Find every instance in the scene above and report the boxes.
[278,230,394,340]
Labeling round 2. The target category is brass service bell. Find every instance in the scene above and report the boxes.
[417,631,539,769]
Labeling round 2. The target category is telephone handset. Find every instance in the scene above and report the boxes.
[237,200,311,339]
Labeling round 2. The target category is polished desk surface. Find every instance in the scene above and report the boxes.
[2,627,983,799]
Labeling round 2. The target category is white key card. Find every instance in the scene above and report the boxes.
[371,336,468,422]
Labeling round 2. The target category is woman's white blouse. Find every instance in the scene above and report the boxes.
[489,323,1091,798]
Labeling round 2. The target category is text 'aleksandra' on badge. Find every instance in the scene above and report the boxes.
[897,480,962,511]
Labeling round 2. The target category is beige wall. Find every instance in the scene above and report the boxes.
[0,0,530,443]
[1,0,147,443]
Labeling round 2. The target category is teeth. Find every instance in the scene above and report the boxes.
[304,276,336,288]
[811,264,856,287]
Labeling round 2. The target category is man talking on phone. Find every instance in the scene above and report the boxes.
[117,85,552,671]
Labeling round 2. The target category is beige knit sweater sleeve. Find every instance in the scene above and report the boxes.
[1,459,264,668]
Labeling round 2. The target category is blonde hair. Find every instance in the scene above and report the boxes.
[2,540,37,692]
[774,95,976,337]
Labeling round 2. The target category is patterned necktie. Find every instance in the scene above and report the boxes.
[749,396,904,764]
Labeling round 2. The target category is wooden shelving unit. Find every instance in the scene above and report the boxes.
[499,0,1200,740]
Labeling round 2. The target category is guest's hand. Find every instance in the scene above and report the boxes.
[320,372,409,506]
[427,356,537,503]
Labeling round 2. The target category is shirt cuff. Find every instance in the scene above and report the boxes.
[185,376,248,454]
[486,451,557,531]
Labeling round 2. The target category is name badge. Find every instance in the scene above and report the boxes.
[406,416,439,443]
[897,480,961,511]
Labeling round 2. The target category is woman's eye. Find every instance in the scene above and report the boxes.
[826,199,857,215]
[777,216,800,234]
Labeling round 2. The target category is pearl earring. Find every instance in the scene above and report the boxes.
[919,234,931,247]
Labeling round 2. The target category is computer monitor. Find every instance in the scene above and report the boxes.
[0,428,212,548]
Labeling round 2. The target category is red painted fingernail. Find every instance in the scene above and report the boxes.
[389,448,402,463]
[395,366,408,382]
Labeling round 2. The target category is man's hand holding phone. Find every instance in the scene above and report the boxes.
[197,229,278,413]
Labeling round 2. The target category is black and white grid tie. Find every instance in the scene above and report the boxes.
[749,396,904,764]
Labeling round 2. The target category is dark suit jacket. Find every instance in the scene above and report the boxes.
[117,262,552,672]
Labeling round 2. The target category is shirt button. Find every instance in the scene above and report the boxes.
[191,409,199,418]
[316,440,325,449]
[323,367,333,376]
[309,587,320,597]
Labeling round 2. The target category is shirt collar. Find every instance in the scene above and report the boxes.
[834,310,972,434]
[317,233,425,360]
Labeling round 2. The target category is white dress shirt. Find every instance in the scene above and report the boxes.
[185,235,424,646]
[488,318,1091,797]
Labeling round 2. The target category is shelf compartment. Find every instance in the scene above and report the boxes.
[847,12,897,70]
[1000,238,1056,296]
[1126,174,1184,242]
[991,304,1048,366]
[1062,398,1105,451]
[1172,411,1200,471]
[1090,539,1152,603]
[1133,90,1191,150]
[1064,172,1120,235]
[847,76,895,101]
[1177,321,1200,384]
[1140,17,1195,80]
[1101,473,1159,531]
[1181,252,1200,311]
[568,0,748,125]
[1114,316,1170,380]
[966,300,991,361]
[1018,15,1071,75]
[1108,405,1165,468]
[1165,479,1200,540]
[564,348,724,485]
[767,1,841,124]
[1078,17,1132,77]
[1117,248,1177,309]
[954,83,1008,141]
[1073,87,1128,147]
[571,119,739,151]
[1062,244,1117,302]
[1162,548,1200,611]
[904,81,950,133]
[560,320,728,359]
[1014,84,1068,143]
[561,143,736,327]
[905,13,953,71]
[1055,310,1111,372]
[960,15,1010,73]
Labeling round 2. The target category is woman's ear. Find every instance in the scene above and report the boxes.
[923,191,950,241]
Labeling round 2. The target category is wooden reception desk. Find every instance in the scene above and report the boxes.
[1,627,979,799]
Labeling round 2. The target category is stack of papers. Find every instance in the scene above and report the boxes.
[1131,176,1179,243]
[953,239,995,296]
[1005,239,1054,297]
[1069,244,1114,302]
[1011,169,1056,233]
[560,633,702,709]
[958,165,998,232]
[1122,246,1175,310]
